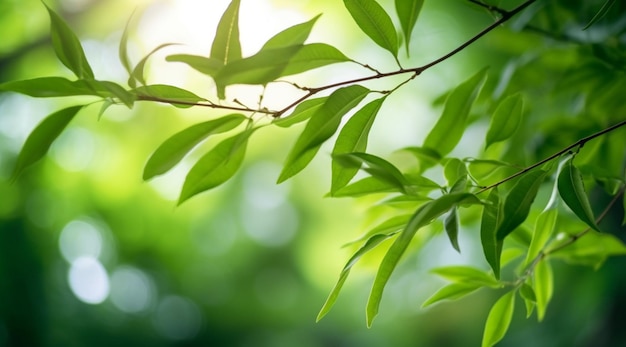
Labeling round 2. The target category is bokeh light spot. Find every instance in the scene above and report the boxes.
[59,219,103,263]
[110,266,155,314]
[68,256,110,304]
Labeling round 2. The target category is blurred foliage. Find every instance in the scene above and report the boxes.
[1,0,626,347]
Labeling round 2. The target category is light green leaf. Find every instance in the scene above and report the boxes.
[12,105,84,179]
[278,85,370,183]
[211,0,242,66]
[93,80,135,108]
[394,0,424,55]
[166,54,224,77]
[273,97,327,128]
[534,259,553,321]
[343,214,411,247]
[482,291,515,347]
[143,114,247,180]
[444,209,460,252]
[366,192,482,326]
[485,93,524,149]
[261,15,320,50]
[430,266,500,288]
[331,98,385,193]
[583,0,617,30]
[133,84,206,108]
[423,68,488,157]
[332,176,401,197]
[344,0,399,57]
[422,283,481,308]
[129,43,177,88]
[179,130,253,204]
[497,169,548,240]
[481,188,503,278]
[333,152,408,194]
[466,158,515,182]
[400,146,442,172]
[558,159,600,231]
[119,11,135,76]
[0,78,131,105]
[551,231,626,269]
[500,247,525,268]
[44,4,94,79]
[280,43,352,76]
[525,206,558,266]
[444,158,468,188]
[317,233,394,321]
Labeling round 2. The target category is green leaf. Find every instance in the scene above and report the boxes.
[466,158,515,182]
[331,98,385,193]
[0,77,126,101]
[278,85,370,183]
[129,43,177,88]
[534,259,553,321]
[394,0,424,55]
[400,146,442,172]
[444,158,468,188]
[317,233,394,321]
[94,80,135,108]
[166,54,224,77]
[178,129,253,204]
[44,4,94,79]
[211,0,242,66]
[430,266,500,288]
[520,282,536,318]
[333,152,408,194]
[12,105,84,179]
[332,176,402,197]
[366,192,482,326]
[423,68,488,157]
[133,84,206,108]
[143,114,247,180]
[525,206,558,267]
[558,159,600,231]
[497,169,548,240]
[422,283,481,308]
[273,97,327,128]
[583,0,617,30]
[344,0,399,57]
[279,43,352,76]
[482,291,515,347]
[551,231,626,269]
[261,15,320,50]
[485,93,524,149]
[444,208,460,252]
[481,188,503,278]
[119,11,135,76]
[343,214,411,247]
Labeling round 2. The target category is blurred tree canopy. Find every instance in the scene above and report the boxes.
[1,0,625,346]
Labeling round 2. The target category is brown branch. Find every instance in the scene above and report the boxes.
[136,95,274,115]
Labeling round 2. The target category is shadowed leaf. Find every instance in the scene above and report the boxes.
[558,159,600,231]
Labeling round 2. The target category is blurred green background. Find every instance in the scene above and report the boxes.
[1,0,625,346]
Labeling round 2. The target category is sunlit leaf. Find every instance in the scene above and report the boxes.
[211,0,242,66]
[400,146,442,172]
[394,0,424,55]
[500,247,525,268]
[44,4,94,79]
[423,68,488,157]
[0,78,131,104]
[179,129,253,204]
[333,152,408,194]
[485,93,524,149]
[482,291,515,347]
[444,158,468,188]
[344,0,399,57]
[261,15,320,50]
[134,84,206,108]
[143,114,247,180]
[534,259,553,321]
[280,43,352,76]
[481,188,503,278]
[551,231,626,269]
[317,233,394,321]
[94,80,135,108]
[12,105,84,179]
[331,98,385,193]
[496,169,548,240]
[129,43,177,88]
[558,159,600,231]
[166,54,223,77]
[525,206,558,266]
[430,266,500,288]
[343,214,411,247]
[332,176,401,197]
[278,85,370,183]
[583,0,617,30]
[366,193,482,326]
[119,11,135,76]
[466,158,516,182]
[273,97,327,128]
[422,283,481,308]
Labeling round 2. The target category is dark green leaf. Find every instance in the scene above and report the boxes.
[422,283,481,308]
[94,80,135,108]
[366,193,482,326]
[166,54,223,77]
[344,0,399,57]
[143,114,247,180]
[317,233,394,321]
[534,259,553,321]
[497,169,548,240]
[129,43,177,88]
[211,0,242,66]
[430,266,500,288]
[583,0,616,30]
[278,85,370,183]
[331,98,385,193]
[44,4,94,79]
[485,93,524,149]
[423,68,487,157]
[394,0,424,55]
[482,291,515,347]
[12,105,84,179]
[332,176,401,197]
[333,152,408,194]
[261,15,320,50]
[558,159,600,231]
[481,188,503,278]
[525,206,557,266]
[0,78,130,103]
[134,84,206,108]
[179,129,253,204]
[444,208,460,252]
[520,283,536,302]
[273,97,327,128]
